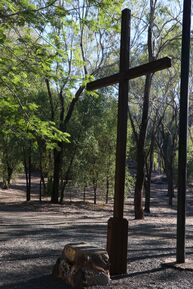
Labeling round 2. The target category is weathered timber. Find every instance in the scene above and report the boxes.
[177,0,191,263]
[86,57,171,91]
[105,8,130,276]
[107,218,128,275]
[53,242,110,288]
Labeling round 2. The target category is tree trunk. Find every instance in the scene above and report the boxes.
[3,164,13,189]
[60,147,77,203]
[144,128,155,213]
[166,164,174,207]
[38,144,46,195]
[50,86,84,204]
[40,174,46,195]
[144,175,151,213]
[24,146,31,202]
[2,148,13,189]
[157,151,162,173]
[134,146,145,219]
[39,180,42,202]
[134,0,155,219]
[60,180,67,204]
[83,185,86,202]
[134,74,152,219]
[106,176,109,204]
[51,146,62,203]
[93,181,97,204]
[7,165,13,187]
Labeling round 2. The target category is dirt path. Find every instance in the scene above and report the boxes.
[1,177,193,288]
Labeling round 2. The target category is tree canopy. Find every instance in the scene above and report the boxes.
[0,0,192,214]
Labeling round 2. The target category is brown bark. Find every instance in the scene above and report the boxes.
[134,73,152,219]
[144,127,155,213]
[23,145,32,202]
[51,145,63,203]
[38,142,46,195]
[144,175,150,213]
[51,86,84,203]
[83,185,86,202]
[156,117,177,208]
[60,147,77,203]
[166,163,174,207]
[134,0,155,219]
[45,78,55,121]
[93,181,97,205]
[105,176,109,204]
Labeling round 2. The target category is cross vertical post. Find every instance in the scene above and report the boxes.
[107,8,130,275]
[114,9,130,219]
[176,0,191,263]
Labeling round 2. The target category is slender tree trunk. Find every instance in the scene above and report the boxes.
[2,147,13,189]
[134,0,155,219]
[50,86,84,204]
[60,147,77,203]
[83,185,86,202]
[24,162,29,201]
[39,147,46,200]
[24,146,31,202]
[7,165,13,187]
[39,180,42,202]
[40,174,46,195]
[158,151,162,173]
[60,181,66,203]
[144,175,151,213]
[106,176,109,204]
[51,146,62,203]
[134,74,152,219]
[144,128,155,213]
[93,181,97,204]
[3,164,13,189]
[134,146,145,219]
[38,145,46,195]
[166,163,174,207]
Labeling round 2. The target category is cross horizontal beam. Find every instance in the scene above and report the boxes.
[87,57,171,91]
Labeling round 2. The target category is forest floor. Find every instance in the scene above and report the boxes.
[1,175,193,289]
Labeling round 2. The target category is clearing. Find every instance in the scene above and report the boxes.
[1,176,193,289]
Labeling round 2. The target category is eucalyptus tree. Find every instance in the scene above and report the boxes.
[0,0,125,203]
[0,1,70,199]
[127,0,181,218]
[38,0,125,203]
[68,92,117,204]
[156,97,178,207]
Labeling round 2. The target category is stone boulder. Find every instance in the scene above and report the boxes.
[52,242,111,288]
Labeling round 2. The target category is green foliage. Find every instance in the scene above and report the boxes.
[0,0,186,204]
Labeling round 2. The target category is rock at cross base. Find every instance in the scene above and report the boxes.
[52,242,111,288]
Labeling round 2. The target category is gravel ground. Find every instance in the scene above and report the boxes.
[1,177,193,288]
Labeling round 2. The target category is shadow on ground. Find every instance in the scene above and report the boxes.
[0,275,72,289]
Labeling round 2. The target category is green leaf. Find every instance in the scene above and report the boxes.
[0,30,6,44]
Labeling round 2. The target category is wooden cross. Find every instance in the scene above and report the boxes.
[87,8,171,276]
